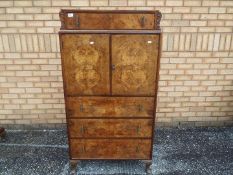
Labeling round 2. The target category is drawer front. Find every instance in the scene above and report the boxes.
[60,12,155,30]
[70,139,151,159]
[68,119,153,138]
[66,97,154,118]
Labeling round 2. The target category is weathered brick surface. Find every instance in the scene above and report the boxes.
[0,0,233,126]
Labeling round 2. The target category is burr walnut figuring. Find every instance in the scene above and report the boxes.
[59,9,162,174]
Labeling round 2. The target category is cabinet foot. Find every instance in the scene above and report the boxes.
[142,160,152,174]
[0,128,6,140]
[70,160,79,175]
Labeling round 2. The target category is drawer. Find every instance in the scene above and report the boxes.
[66,97,154,118]
[60,10,157,30]
[70,139,151,159]
[68,119,153,138]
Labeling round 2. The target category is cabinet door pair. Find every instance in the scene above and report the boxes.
[61,34,159,96]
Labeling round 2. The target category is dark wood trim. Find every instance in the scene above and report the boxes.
[59,30,161,34]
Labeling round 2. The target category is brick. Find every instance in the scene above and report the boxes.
[147,0,164,6]
[200,14,217,20]
[90,0,108,6]
[190,21,207,26]
[1,1,13,7]
[52,0,70,6]
[184,0,201,6]
[71,0,90,6]
[173,7,190,13]
[209,7,226,14]
[7,21,25,27]
[109,0,127,6]
[6,7,23,14]
[24,7,42,14]
[14,1,33,6]
[191,7,208,13]
[33,0,51,6]
[128,0,145,6]
[182,14,199,20]
[34,14,53,20]
[166,0,183,6]
[220,1,233,6]
[16,14,33,20]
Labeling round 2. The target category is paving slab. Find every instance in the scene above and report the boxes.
[0,127,233,175]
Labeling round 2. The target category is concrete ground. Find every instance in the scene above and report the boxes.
[0,127,233,175]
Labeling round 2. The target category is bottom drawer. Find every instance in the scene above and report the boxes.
[70,139,151,159]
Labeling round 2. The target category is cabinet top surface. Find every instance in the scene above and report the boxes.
[60,9,160,14]
[59,29,161,34]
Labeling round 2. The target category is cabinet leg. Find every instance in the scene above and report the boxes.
[70,160,79,175]
[142,160,152,174]
[0,128,6,140]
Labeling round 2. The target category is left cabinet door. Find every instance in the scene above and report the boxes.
[60,34,110,95]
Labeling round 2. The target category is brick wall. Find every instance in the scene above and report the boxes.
[0,0,233,127]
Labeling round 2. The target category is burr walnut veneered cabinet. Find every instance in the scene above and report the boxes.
[59,9,162,175]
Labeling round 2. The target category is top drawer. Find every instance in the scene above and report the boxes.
[59,10,161,30]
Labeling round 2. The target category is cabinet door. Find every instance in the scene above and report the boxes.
[112,35,159,95]
[61,34,110,95]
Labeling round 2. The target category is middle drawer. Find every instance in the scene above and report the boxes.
[68,119,153,138]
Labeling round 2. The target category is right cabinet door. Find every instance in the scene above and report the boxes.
[112,34,159,95]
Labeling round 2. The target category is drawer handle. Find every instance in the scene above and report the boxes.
[80,125,86,134]
[140,16,145,27]
[136,145,140,153]
[80,145,86,153]
[80,104,84,112]
[76,15,79,27]
[136,125,141,134]
[138,104,143,112]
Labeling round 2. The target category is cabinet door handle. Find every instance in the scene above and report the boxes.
[112,64,115,71]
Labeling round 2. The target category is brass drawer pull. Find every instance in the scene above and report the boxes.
[140,16,145,27]
[80,145,86,153]
[76,15,79,27]
[136,145,140,153]
[80,104,84,112]
[136,125,141,134]
[138,104,143,112]
[80,125,87,134]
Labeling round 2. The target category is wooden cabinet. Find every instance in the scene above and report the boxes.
[59,10,162,174]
